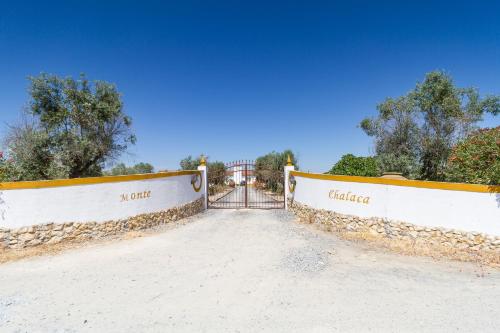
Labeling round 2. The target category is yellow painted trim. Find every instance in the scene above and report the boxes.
[0,171,201,190]
[290,171,500,193]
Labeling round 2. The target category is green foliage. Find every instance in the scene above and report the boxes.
[1,119,67,181]
[328,154,379,177]
[360,94,420,178]
[2,73,134,181]
[445,127,500,185]
[179,154,226,186]
[255,150,298,193]
[105,162,154,176]
[179,155,202,170]
[361,71,499,181]
[207,161,225,186]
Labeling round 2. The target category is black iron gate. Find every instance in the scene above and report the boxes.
[208,160,284,209]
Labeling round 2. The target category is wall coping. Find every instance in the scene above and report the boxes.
[0,170,201,190]
[290,170,500,193]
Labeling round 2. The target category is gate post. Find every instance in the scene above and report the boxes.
[198,156,208,209]
[284,155,295,210]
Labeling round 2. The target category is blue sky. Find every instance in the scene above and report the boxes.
[0,1,499,172]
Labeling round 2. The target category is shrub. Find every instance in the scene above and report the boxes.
[328,154,380,177]
[208,184,226,196]
[445,127,500,185]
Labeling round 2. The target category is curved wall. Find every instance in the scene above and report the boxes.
[0,171,204,229]
[290,171,500,236]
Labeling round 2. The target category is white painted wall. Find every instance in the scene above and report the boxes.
[0,175,204,229]
[292,176,500,236]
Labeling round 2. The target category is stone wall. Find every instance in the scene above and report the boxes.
[0,197,204,249]
[289,200,500,260]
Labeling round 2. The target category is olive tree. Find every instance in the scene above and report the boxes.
[255,150,298,193]
[361,71,499,180]
[2,73,135,181]
[105,162,154,176]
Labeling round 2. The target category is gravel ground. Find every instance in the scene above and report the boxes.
[0,209,499,332]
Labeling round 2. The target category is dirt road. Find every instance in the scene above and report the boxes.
[0,209,499,332]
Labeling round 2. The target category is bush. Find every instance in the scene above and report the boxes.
[445,127,500,185]
[328,154,380,177]
[208,184,226,196]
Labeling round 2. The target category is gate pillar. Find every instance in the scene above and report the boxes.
[284,155,295,210]
[198,156,208,210]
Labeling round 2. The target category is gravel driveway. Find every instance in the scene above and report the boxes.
[209,186,283,209]
[0,209,499,332]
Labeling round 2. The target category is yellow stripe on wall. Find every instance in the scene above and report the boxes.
[0,171,201,190]
[290,171,500,193]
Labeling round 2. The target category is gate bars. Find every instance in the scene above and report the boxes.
[208,160,285,209]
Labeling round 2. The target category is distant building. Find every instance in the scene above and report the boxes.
[226,164,255,185]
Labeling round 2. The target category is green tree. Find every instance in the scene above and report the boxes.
[105,162,154,176]
[179,154,225,185]
[2,73,135,181]
[207,161,226,186]
[1,118,63,181]
[328,154,379,177]
[360,95,420,178]
[179,155,202,171]
[361,71,499,180]
[445,127,500,185]
[255,150,298,193]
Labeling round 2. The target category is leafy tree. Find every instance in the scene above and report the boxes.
[1,117,67,181]
[328,154,379,177]
[207,161,226,186]
[105,162,154,176]
[445,127,500,185]
[179,154,225,185]
[360,95,420,178]
[4,73,135,180]
[255,150,298,193]
[361,71,499,180]
[179,155,202,171]
[0,151,14,182]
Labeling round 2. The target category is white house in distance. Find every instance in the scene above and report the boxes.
[227,164,256,185]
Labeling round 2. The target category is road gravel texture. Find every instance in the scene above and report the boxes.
[0,209,499,332]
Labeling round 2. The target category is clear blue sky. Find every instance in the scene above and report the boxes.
[1,1,499,172]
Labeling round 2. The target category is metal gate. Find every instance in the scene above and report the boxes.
[208,160,285,209]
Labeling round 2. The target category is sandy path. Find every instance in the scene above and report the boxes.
[0,209,499,332]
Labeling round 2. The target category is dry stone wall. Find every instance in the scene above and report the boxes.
[0,197,204,249]
[289,200,500,256]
